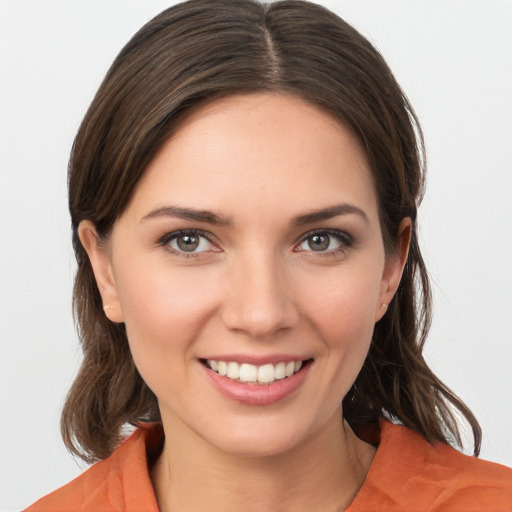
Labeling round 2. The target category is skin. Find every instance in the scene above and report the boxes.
[80,93,411,511]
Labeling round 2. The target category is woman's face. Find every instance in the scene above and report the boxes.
[83,93,407,457]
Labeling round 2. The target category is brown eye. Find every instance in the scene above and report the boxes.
[297,230,353,254]
[308,234,330,251]
[177,234,199,252]
[165,231,214,254]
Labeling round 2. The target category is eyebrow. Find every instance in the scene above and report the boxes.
[141,206,232,226]
[291,203,369,226]
[142,203,368,227]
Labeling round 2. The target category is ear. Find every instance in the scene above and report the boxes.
[375,218,412,322]
[78,220,124,323]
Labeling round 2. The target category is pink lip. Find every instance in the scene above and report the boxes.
[201,360,311,406]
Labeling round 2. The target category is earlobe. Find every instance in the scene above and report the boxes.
[78,220,124,323]
[376,218,412,321]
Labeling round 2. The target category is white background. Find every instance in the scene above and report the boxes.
[1,0,511,510]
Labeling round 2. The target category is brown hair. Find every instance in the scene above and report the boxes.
[63,0,481,462]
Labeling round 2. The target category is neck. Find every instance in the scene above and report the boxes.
[151,410,376,512]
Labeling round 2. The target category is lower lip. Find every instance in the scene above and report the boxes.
[201,362,310,406]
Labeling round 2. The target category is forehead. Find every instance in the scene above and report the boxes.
[126,92,378,224]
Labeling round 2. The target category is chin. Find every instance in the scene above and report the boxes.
[200,415,319,459]
[213,434,301,459]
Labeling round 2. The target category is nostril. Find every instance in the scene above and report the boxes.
[220,271,299,337]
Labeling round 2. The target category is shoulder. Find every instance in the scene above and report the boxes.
[25,424,162,512]
[349,420,512,512]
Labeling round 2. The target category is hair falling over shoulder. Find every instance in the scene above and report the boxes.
[61,0,481,463]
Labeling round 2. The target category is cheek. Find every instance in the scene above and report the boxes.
[113,262,229,410]
[288,262,383,416]
[113,259,224,363]
[301,262,383,346]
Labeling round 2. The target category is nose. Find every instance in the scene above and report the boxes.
[221,250,299,339]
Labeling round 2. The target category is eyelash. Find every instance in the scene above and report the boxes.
[157,228,354,258]
[157,229,217,258]
[295,229,355,257]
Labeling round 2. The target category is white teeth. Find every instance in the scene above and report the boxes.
[239,363,258,382]
[227,362,240,379]
[218,361,228,376]
[258,364,275,383]
[274,362,286,380]
[206,359,306,384]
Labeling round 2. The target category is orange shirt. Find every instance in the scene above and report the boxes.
[26,421,512,511]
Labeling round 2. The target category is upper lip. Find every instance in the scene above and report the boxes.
[200,354,313,365]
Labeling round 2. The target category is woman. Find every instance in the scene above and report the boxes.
[26,0,511,510]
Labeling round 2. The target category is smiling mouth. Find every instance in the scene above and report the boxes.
[200,359,313,385]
